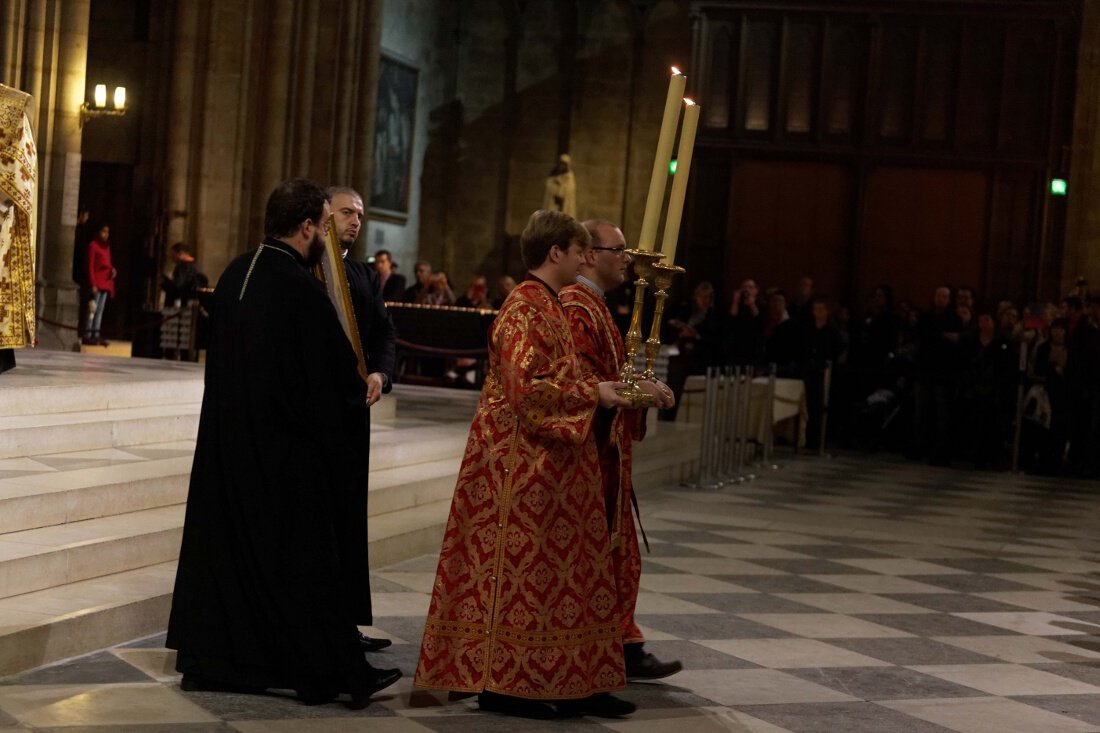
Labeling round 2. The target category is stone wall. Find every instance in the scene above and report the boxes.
[411,0,692,289]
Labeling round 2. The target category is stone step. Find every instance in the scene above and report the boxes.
[0,497,452,677]
[0,452,192,534]
[368,497,452,569]
[0,405,201,459]
[0,561,177,677]
[0,378,203,418]
[368,424,467,472]
[0,352,205,418]
[368,455,462,516]
[0,505,184,600]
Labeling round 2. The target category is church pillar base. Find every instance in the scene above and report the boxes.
[36,283,82,352]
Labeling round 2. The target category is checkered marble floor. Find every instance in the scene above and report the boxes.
[3,454,1100,732]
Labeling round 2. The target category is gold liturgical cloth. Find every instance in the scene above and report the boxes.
[0,84,36,349]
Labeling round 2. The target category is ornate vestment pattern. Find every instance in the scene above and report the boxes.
[0,84,36,349]
[561,283,645,645]
[415,280,626,699]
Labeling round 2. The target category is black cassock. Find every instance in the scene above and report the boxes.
[167,237,372,697]
[341,257,395,624]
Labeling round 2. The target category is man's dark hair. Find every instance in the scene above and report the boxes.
[264,178,328,239]
[170,242,190,254]
[375,249,396,268]
[520,210,590,269]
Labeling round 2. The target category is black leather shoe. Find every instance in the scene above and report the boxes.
[556,692,636,718]
[478,690,557,719]
[359,633,392,651]
[626,652,683,681]
[348,667,402,709]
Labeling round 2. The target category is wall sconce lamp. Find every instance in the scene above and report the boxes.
[79,84,127,127]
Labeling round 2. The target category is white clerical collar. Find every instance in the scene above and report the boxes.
[341,248,348,259]
[577,275,603,297]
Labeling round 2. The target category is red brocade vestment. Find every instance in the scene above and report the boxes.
[561,282,645,645]
[415,278,627,699]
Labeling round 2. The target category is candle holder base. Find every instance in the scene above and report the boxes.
[616,380,661,408]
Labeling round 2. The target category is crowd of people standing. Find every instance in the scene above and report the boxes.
[662,276,1100,477]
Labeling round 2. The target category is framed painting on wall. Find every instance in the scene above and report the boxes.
[370,52,418,223]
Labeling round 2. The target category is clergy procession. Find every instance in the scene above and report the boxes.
[163,181,682,715]
[6,2,1100,732]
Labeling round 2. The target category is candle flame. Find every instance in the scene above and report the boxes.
[684,98,697,106]
[671,66,683,76]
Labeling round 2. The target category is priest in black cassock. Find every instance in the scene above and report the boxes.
[327,184,396,652]
[166,178,401,708]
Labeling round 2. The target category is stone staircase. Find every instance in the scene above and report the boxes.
[0,353,698,677]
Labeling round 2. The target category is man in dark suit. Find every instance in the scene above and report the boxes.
[329,186,397,653]
[373,248,406,302]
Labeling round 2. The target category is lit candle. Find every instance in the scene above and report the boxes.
[638,67,686,251]
[659,99,699,266]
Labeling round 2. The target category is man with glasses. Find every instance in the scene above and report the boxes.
[416,210,638,720]
[561,220,682,683]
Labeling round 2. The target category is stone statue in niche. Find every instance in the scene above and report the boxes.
[543,153,576,217]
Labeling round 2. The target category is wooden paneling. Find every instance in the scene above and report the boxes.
[986,171,1039,301]
[726,161,852,299]
[781,20,818,135]
[955,22,1000,149]
[822,22,861,138]
[917,22,956,145]
[739,16,778,134]
[859,167,987,305]
[1000,22,1054,151]
[688,1,1077,306]
[876,23,917,141]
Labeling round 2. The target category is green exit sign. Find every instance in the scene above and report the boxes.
[1051,178,1067,195]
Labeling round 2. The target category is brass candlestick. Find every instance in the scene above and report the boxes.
[643,262,686,381]
[618,249,665,406]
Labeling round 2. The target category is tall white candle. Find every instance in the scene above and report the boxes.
[638,67,686,252]
[659,99,699,266]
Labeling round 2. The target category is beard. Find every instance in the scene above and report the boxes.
[305,230,326,267]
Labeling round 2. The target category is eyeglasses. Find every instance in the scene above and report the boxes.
[590,246,628,256]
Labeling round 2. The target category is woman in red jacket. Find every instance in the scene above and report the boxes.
[84,224,116,345]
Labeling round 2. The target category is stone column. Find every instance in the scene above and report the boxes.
[38,0,90,350]
[350,0,382,261]
[248,0,295,244]
[1064,0,1100,293]
[164,0,202,251]
[20,0,49,137]
[0,1,28,88]
[290,0,320,177]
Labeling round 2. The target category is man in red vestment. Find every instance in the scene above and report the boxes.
[415,210,637,720]
[562,220,683,681]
